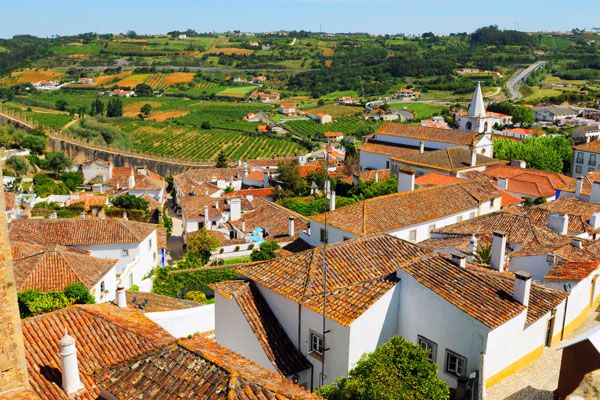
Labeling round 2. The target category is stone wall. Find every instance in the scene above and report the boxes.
[48,136,213,176]
[0,173,30,394]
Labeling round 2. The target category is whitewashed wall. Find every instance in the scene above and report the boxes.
[359,150,392,170]
[90,266,118,303]
[147,303,215,338]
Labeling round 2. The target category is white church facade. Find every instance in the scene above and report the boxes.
[456,82,512,133]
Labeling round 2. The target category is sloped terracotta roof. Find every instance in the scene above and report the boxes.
[415,172,463,187]
[140,193,161,210]
[223,187,274,198]
[125,291,201,312]
[174,167,244,195]
[132,174,164,191]
[575,140,600,153]
[561,174,594,196]
[393,148,503,172]
[483,165,574,198]
[67,194,108,211]
[545,261,600,281]
[376,122,481,146]
[466,265,567,324]
[11,240,57,260]
[180,195,222,219]
[537,197,600,229]
[22,304,175,400]
[13,248,117,292]
[0,389,40,400]
[4,191,15,209]
[211,280,311,376]
[93,335,320,400]
[501,191,524,207]
[400,256,526,328]
[312,180,500,236]
[9,218,157,246]
[235,234,430,326]
[360,142,421,159]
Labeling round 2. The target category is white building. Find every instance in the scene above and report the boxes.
[572,141,600,178]
[9,218,160,292]
[212,234,567,393]
[456,82,512,133]
[359,122,494,171]
[81,160,113,184]
[572,125,600,143]
[173,167,244,202]
[301,178,502,247]
[535,105,578,122]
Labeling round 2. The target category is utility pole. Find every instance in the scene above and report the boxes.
[320,139,330,388]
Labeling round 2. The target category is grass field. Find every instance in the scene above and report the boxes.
[389,102,445,119]
[284,116,380,139]
[111,121,306,161]
[320,90,360,101]
[52,42,103,55]
[1,102,72,130]
[217,86,257,97]
[303,104,364,118]
[543,75,587,86]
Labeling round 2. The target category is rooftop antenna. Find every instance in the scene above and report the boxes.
[320,138,331,388]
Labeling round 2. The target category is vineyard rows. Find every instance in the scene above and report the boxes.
[284,116,380,139]
[123,125,305,161]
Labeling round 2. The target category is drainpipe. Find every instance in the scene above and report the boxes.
[560,295,569,341]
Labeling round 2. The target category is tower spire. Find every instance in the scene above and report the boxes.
[468,81,486,118]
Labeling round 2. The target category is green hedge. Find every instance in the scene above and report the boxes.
[151,264,237,298]
[18,283,95,318]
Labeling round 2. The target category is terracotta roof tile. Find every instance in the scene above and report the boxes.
[235,234,430,326]
[93,335,320,399]
[483,165,574,198]
[9,218,157,246]
[574,140,600,153]
[211,280,311,376]
[174,167,244,195]
[312,180,500,236]
[393,148,503,172]
[4,191,15,209]
[360,142,421,159]
[415,172,463,187]
[223,187,274,198]
[376,122,481,146]
[125,291,201,312]
[180,195,223,219]
[545,261,600,281]
[13,248,117,292]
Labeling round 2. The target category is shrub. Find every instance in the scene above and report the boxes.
[64,282,95,304]
[184,290,207,303]
[18,290,71,318]
[151,263,237,298]
[247,243,254,250]
[128,284,140,291]
[250,241,280,261]
[234,246,240,252]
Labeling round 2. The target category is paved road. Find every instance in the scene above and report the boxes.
[506,61,547,99]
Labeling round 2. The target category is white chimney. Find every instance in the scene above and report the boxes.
[572,238,583,249]
[510,160,526,169]
[498,177,509,191]
[263,172,270,187]
[513,271,532,306]
[244,165,248,178]
[329,191,336,211]
[324,179,331,196]
[547,212,569,235]
[215,200,219,210]
[590,212,600,229]
[288,216,295,237]
[450,254,467,268]
[490,230,507,272]
[229,198,241,221]
[241,221,246,232]
[59,330,84,395]
[374,171,379,183]
[122,212,128,220]
[397,169,415,192]
[128,173,135,189]
[576,177,584,198]
[467,234,478,261]
[116,286,127,308]
[470,146,478,167]
[205,189,209,196]
[238,160,242,167]
[204,205,210,229]
[50,212,57,219]
[591,182,600,204]
[80,212,85,219]
[419,141,425,154]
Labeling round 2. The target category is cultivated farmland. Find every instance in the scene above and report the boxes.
[284,116,380,139]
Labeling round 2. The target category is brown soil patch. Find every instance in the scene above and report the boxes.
[117,74,150,87]
[95,71,132,86]
[305,104,363,118]
[164,72,195,85]
[207,48,253,55]
[147,110,189,122]
[322,48,334,57]
[123,101,163,117]
[325,60,333,68]
[2,69,63,85]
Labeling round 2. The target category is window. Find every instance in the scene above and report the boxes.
[576,165,583,174]
[490,198,496,208]
[310,331,324,355]
[409,229,417,242]
[576,153,584,163]
[343,236,351,241]
[121,249,129,257]
[590,154,597,166]
[100,281,105,293]
[457,216,463,223]
[148,239,153,250]
[445,350,467,377]
[320,228,328,243]
[418,336,438,363]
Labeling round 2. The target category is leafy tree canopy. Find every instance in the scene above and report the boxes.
[250,240,280,261]
[187,228,221,264]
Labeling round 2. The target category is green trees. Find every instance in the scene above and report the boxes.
[6,156,29,176]
[45,151,72,174]
[90,97,104,116]
[64,283,95,305]
[140,103,153,116]
[250,241,280,261]
[18,283,95,318]
[106,97,123,117]
[135,83,153,96]
[493,136,572,173]
[215,150,228,168]
[276,159,307,197]
[511,106,535,124]
[32,174,69,197]
[186,228,221,264]
[59,171,83,191]
[318,336,449,400]
[112,194,149,210]
[55,99,68,111]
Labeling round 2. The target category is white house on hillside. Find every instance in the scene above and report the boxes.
[212,234,567,394]
[9,218,160,291]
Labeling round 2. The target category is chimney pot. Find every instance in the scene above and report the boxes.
[592,182,600,204]
[576,177,583,198]
[116,286,127,308]
[513,271,532,306]
[419,141,425,154]
[497,177,509,191]
[288,216,295,237]
[547,212,569,235]
[123,212,127,220]
[490,230,507,272]
[467,234,478,261]
[451,254,467,268]
[590,212,600,230]
[470,146,477,167]
[59,330,84,395]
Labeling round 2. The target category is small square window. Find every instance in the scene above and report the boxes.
[310,331,324,355]
[121,249,129,257]
[589,154,597,166]
[576,153,584,163]
[418,335,438,363]
[576,165,583,174]
[409,229,417,242]
[100,281,105,293]
[148,239,153,250]
[445,350,467,377]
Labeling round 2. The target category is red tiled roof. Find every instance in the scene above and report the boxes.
[67,194,108,211]
[545,261,600,281]
[376,122,481,146]
[415,172,463,187]
[9,218,157,246]
[246,170,264,181]
[210,280,311,376]
[483,164,574,198]
[4,191,15,209]
[360,142,421,159]
[574,141,600,153]
[503,128,541,135]
[93,335,319,400]
[13,247,117,292]
[501,191,523,207]
[223,187,273,198]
